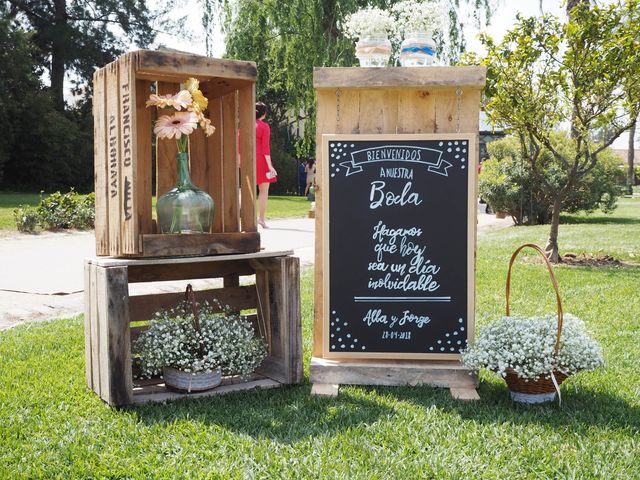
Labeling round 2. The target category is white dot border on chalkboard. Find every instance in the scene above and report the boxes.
[426,316,468,353]
[329,310,364,352]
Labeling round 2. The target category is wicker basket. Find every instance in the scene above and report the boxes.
[503,243,568,404]
[163,366,222,393]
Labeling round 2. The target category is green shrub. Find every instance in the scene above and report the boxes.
[13,205,39,233]
[37,190,95,230]
[479,135,624,225]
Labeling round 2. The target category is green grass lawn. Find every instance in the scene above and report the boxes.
[1,200,639,478]
[0,192,41,230]
[267,195,311,219]
[0,193,311,231]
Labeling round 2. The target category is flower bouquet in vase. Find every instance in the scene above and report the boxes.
[462,244,605,404]
[343,7,394,67]
[392,0,445,66]
[133,285,267,393]
[147,78,216,234]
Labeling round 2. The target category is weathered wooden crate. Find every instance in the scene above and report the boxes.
[92,50,259,257]
[84,251,302,406]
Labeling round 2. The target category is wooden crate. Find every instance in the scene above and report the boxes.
[310,67,486,399]
[92,50,259,257]
[84,251,302,406]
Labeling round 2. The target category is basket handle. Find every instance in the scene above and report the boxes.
[506,243,564,356]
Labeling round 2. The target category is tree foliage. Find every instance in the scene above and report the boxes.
[4,0,166,110]
[477,0,640,261]
[206,0,493,161]
[479,135,624,225]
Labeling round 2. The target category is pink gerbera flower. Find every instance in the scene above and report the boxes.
[154,112,198,139]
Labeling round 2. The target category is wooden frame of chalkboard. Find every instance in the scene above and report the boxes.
[321,133,476,360]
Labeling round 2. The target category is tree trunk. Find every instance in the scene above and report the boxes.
[628,118,636,195]
[51,0,67,111]
[545,196,563,263]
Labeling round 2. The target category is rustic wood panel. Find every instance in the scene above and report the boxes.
[119,54,139,254]
[397,89,437,133]
[238,85,257,232]
[135,80,153,240]
[313,67,487,89]
[93,69,109,255]
[155,82,180,199]
[129,285,258,321]
[310,358,478,388]
[189,129,208,192]
[358,89,398,134]
[205,94,224,233]
[89,263,101,396]
[127,260,255,283]
[252,257,302,384]
[132,378,280,404]
[135,50,257,82]
[139,232,259,257]
[84,262,93,388]
[105,62,122,256]
[221,91,239,232]
[97,266,133,405]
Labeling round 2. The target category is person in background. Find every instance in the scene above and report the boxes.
[298,160,307,196]
[304,158,316,197]
[256,101,277,228]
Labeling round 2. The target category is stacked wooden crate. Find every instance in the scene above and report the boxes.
[93,50,259,257]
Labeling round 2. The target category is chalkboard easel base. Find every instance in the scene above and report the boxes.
[309,357,479,401]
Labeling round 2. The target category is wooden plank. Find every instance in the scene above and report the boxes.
[135,79,153,240]
[105,61,122,256]
[155,82,180,199]
[238,85,257,232]
[434,90,457,134]
[135,50,257,82]
[83,262,93,388]
[135,72,254,97]
[358,89,397,134]
[189,129,208,193]
[97,266,133,406]
[90,263,101,396]
[92,68,109,255]
[90,249,293,268]
[205,94,224,233]
[251,257,302,384]
[313,67,487,89]
[309,357,478,388]
[139,232,259,257]
[119,54,139,254]
[450,387,480,401]
[310,383,339,397]
[129,285,257,321]
[221,91,239,232]
[397,89,437,133]
[313,90,333,358]
[96,266,110,402]
[254,269,271,352]
[132,378,280,404]
[127,260,255,283]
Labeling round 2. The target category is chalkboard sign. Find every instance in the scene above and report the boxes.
[322,134,476,359]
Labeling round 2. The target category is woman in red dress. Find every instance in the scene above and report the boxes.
[256,102,277,228]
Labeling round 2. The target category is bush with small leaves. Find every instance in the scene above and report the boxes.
[13,205,39,233]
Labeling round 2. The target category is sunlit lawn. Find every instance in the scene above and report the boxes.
[0,198,638,478]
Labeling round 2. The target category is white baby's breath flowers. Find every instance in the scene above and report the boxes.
[133,301,267,379]
[461,314,604,380]
[391,0,446,36]
[342,7,394,39]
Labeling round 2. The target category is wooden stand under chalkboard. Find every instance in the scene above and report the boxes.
[310,67,486,400]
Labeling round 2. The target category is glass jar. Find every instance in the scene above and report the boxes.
[156,152,214,234]
[355,33,392,67]
[399,32,436,67]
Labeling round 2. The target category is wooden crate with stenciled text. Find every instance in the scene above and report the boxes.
[93,50,259,257]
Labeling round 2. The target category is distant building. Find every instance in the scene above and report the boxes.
[611,149,640,165]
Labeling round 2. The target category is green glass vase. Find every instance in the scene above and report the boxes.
[156,152,214,234]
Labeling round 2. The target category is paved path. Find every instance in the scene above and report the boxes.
[0,204,511,329]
